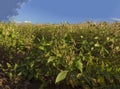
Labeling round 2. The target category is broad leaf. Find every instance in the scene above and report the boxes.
[7,63,12,68]
[47,56,56,63]
[76,61,83,72]
[55,70,68,83]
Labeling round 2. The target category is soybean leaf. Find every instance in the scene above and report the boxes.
[7,63,12,68]
[76,61,83,72]
[55,70,68,83]
[14,63,18,70]
[30,61,34,68]
[39,46,45,51]
[47,56,56,63]
[94,42,100,47]
[9,72,13,80]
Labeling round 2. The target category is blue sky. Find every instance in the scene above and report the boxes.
[1,0,120,23]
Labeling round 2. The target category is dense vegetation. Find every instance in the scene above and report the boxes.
[0,22,120,89]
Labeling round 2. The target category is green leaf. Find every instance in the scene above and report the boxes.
[55,70,68,83]
[101,61,104,72]
[14,64,18,70]
[47,56,56,63]
[30,61,34,68]
[9,72,13,80]
[0,64,2,67]
[76,61,83,72]
[7,63,12,68]
[94,36,99,40]
[12,34,16,38]
[17,72,22,76]
[94,42,100,47]
[39,46,45,51]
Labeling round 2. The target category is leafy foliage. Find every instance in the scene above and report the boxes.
[0,22,120,89]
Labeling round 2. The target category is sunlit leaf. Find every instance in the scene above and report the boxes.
[76,61,83,72]
[47,56,56,63]
[55,70,68,83]
[94,42,100,47]
[7,63,12,68]
[14,63,18,70]
[39,46,45,50]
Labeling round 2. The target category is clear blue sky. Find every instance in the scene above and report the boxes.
[2,0,120,23]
